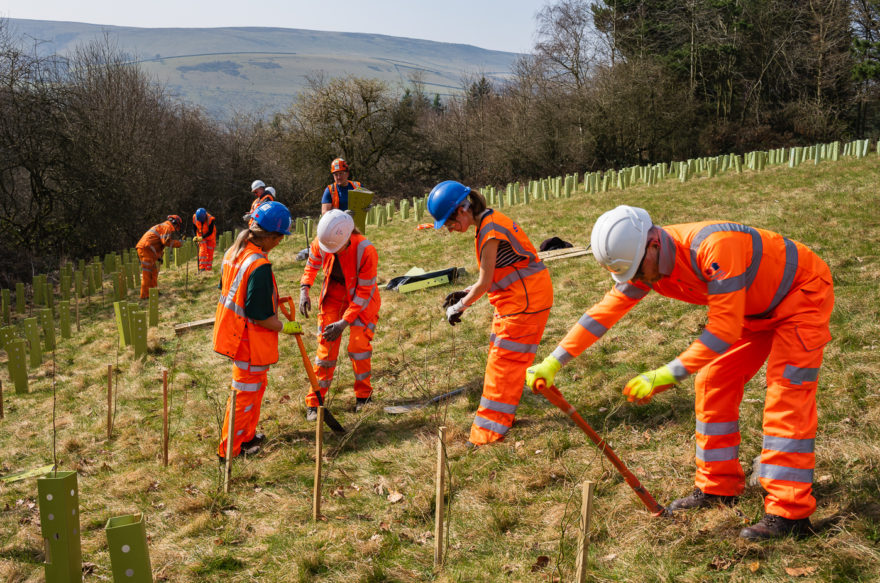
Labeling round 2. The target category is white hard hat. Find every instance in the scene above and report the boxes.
[265,186,276,196]
[590,205,653,283]
[317,209,355,253]
[250,179,266,192]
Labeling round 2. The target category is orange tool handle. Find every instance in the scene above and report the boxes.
[278,296,322,394]
[534,379,665,517]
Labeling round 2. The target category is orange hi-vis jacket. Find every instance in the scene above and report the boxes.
[213,241,280,366]
[193,212,216,240]
[475,210,553,317]
[551,221,830,378]
[327,180,362,210]
[136,220,181,257]
[250,193,275,213]
[300,233,380,325]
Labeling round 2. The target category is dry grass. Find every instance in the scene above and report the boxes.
[1,155,879,582]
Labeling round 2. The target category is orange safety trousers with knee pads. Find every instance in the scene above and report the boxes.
[136,220,181,299]
[551,221,833,519]
[306,282,376,407]
[136,248,159,299]
[193,213,217,271]
[217,348,269,458]
[469,209,553,445]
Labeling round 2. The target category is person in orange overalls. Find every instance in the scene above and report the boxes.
[299,209,381,419]
[427,180,553,447]
[135,215,183,299]
[249,180,275,215]
[320,158,362,214]
[527,205,834,540]
[192,208,217,271]
[214,201,301,460]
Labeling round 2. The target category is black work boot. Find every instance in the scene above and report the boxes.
[739,513,812,540]
[667,487,738,511]
[355,396,372,413]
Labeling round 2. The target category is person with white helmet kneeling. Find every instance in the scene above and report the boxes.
[299,209,381,418]
[526,205,834,540]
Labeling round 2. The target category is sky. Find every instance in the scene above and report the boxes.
[1,0,550,54]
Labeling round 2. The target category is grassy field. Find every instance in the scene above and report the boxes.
[1,155,879,582]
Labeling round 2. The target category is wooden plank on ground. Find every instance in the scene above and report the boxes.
[174,317,215,335]
[538,246,590,263]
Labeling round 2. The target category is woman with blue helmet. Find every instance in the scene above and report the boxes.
[427,180,553,447]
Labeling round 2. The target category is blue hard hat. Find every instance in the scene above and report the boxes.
[252,201,292,235]
[427,180,470,229]
[195,208,207,222]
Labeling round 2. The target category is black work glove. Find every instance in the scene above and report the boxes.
[442,290,468,309]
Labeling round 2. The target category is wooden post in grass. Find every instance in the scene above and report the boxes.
[162,369,169,467]
[107,365,113,439]
[434,426,447,567]
[223,390,236,493]
[313,406,325,521]
[574,481,596,583]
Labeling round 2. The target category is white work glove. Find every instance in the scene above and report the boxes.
[446,300,466,326]
[299,286,311,317]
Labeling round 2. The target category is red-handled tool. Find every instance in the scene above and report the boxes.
[534,379,665,517]
[279,296,346,435]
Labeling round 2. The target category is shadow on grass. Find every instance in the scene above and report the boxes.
[0,545,43,565]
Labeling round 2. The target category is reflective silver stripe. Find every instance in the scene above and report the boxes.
[348,350,372,361]
[690,223,762,287]
[763,435,815,453]
[149,245,160,255]
[577,313,607,338]
[250,364,270,372]
[352,318,376,331]
[354,371,371,381]
[355,238,371,271]
[318,379,332,388]
[358,276,377,287]
[758,463,813,483]
[237,429,244,436]
[480,397,518,415]
[657,227,676,274]
[491,261,547,292]
[696,444,739,462]
[477,218,537,263]
[353,295,369,307]
[473,414,511,435]
[698,329,731,354]
[232,380,262,392]
[615,283,649,299]
[243,404,253,413]
[315,359,337,368]
[667,358,689,381]
[551,345,574,365]
[783,365,820,386]
[751,238,798,318]
[707,274,746,295]
[217,252,266,318]
[696,420,739,436]
[234,360,249,370]
[149,228,161,236]
[490,333,538,354]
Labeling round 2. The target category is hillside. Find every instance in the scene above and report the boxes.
[7,18,521,118]
[0,152,879,581]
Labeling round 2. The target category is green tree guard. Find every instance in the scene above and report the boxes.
[73,271,83,299]
[385,201,393,220]
[105,514,152,582]
[77,258,85,272]
[60,275,70,301]
[148,288,158,327]
[399,200,409,220]
[162,247,171,269]
[15,282,25,314]
[129,311,148,359]
[1,288,9,324]
[33,275,45,306]
[105,253,115,274]
[111,272,121,302]
[59,301,71,339]
[6,338,28,393]
[304,217,314,244]
[113,302,131,348]
[85,266,95,296]
[23,317,41,368]
[348,188,373,234]
[0,325,16,349]
[295,217,304,234]
[129,260,138,290]
[40,309,56,352]
[38,471,82,583]
[120,268,129,298]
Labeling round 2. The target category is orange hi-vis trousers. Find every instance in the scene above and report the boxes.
[693,271,833,520]
[198,236,216,271]
[469,309,549,446]
[306,282,375,407]
[136,248,160,299]
[217,345,269,459]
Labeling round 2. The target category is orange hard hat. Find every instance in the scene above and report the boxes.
[167,214,183,228]
[330,158,349,173]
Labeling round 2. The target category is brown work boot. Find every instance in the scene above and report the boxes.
[739,513,812,540]
[667,487,738,511]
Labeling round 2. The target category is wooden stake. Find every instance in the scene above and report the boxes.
[0,379,4,419]
[75,295,80,332]
[162,369,169,467]
[106,365,112,439]
[224,390,236,493]
[434,426,447,567]
[313,406,324,521]
[575,481,595,583]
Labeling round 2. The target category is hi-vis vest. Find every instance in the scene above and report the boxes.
[193,213,216,240]
[136,220,180,257]
[213,241,280,365]
[475,209,553,317]
[300,233,380,325]
[250,193,275,213]
[327,180,362,210]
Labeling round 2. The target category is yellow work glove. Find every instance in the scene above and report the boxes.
[525,354,562,393]
[281,321,302,335]
[623,365,676,404]
[193,236,203,243]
